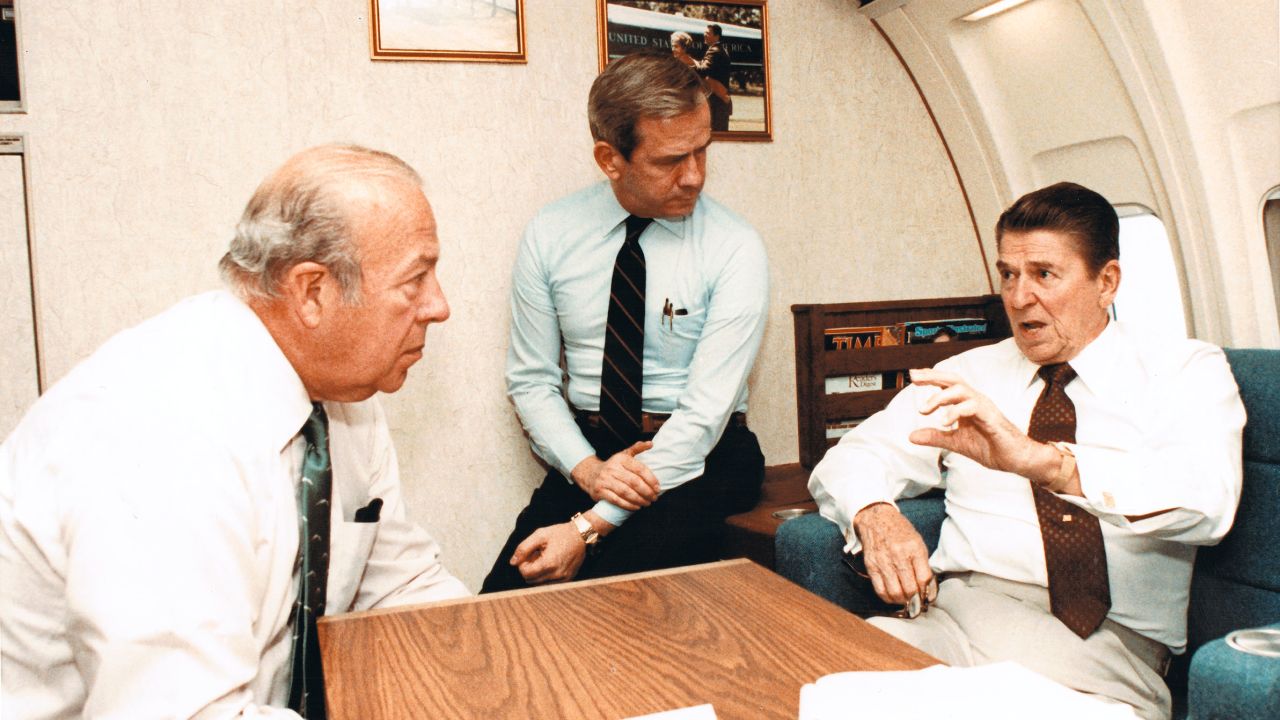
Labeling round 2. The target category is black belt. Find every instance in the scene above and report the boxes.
[575,410,747,435]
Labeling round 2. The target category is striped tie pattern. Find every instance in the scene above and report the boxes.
[288,402,332,718]
[598,215,653,451]
[1027,363,1112,639]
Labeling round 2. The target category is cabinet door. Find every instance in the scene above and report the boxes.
[0,146,38,438]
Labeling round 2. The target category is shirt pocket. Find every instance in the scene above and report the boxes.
[325,520,378,613]
[660,303,707,367]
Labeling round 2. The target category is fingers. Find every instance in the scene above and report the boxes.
[517,554,552,582]
[595,452,660,509]
[915,382,974,417]
[908,397,984,450]
[510,529,548,566]
[600,474,656,510]
[620,455,660,495]
[913,554,936,602]
[515,524,585,584]
[908,368,964,390]
[623,440,654,456]
[600,485,646,511]
[854,505,932,606]
[908,426,948,449]
[866,553,924,606]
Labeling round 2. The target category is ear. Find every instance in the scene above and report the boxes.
[593,141,626,181]
[1096,259,1121,308]
[279,261,331,329]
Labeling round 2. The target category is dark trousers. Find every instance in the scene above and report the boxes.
[480,421,764,593]
[708,95,732,131]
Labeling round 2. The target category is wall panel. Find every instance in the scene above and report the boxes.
[0,147,36,437]
[0,0,977,589]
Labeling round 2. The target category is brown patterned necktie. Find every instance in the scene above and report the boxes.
[598,215,652,452]
[1027,363,1111,639]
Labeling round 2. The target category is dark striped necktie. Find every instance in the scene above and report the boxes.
[288,402,332,719]
[1027,363,1111,639]
[598,215,653,451]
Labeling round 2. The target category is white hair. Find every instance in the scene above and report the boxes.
[218,144,422,303]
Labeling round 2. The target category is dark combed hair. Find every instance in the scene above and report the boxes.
[588,52,706,160]
[996,181,1119,275]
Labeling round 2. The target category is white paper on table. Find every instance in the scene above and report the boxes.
[799,661,1138,720]
[624,703,718,720]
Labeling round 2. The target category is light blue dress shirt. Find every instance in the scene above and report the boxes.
[506,181,769,526]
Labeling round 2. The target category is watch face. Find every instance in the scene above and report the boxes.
[572,513,597,544]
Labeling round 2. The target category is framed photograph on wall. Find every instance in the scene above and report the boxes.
[597,1,771,141]
[370,0,526,63]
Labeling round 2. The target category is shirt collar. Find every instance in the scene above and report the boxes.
[600,182,690,240]
[1064,320,1121,397]
[214,290,314,453]
[1016,319,1119,394]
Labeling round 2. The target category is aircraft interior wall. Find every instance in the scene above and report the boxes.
[1,0,1276,590]
[0,0,980,589]
[865,0,1280,346]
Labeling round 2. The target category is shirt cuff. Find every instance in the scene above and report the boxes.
[553,438,598,482]
[840,499,899,555]
[591,499,632,527]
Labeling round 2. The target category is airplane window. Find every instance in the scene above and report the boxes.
[1264,186,1280,328]
[1110,209,1187,339]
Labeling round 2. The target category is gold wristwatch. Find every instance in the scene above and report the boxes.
[571,512,600,546]
[1048,441,1077,492]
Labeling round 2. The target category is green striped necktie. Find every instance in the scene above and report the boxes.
[288,402,332,718]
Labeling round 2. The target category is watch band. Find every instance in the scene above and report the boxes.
[571,512,600,546]
[1048,441,1077,493]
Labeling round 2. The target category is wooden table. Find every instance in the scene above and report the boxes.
[318,559,938,720]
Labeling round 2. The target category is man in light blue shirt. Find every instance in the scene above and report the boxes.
[481,53,769,592]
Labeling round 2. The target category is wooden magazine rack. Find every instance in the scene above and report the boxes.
[723,294,1010,568]
[791,294,1012,469]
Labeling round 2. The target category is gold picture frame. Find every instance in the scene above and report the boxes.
[370,0,527,63]
[597,0,771,141]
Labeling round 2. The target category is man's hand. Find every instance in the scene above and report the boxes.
[510,522,588,584]
[570,441,659,511]
[906,368,1044,476]
[853,503,935,606]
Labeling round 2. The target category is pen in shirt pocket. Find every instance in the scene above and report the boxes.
[662,298,688,329]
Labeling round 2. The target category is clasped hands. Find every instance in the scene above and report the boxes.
[509,441,659,585]
[854,368,1071,608]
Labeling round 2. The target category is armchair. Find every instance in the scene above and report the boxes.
[776,348,1280,719]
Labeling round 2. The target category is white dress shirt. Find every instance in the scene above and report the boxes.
[506,181,769,526]
[0,290,468,719]
[810,322,1244,650]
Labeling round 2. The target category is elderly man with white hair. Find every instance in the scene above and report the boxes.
[0,144,469,719]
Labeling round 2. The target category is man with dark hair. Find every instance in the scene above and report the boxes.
[809,182,1244,719]
[1,144,468,718]
[481,53,768,592]
[674,23,733,131]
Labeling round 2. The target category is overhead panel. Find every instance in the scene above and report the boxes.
[1030,136,1155,210]
[946,0,1155,204]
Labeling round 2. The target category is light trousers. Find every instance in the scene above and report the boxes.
[869,572,1172,720]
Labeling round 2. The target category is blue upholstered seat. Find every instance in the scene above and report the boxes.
[776,348,1280,719]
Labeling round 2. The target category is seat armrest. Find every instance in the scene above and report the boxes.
[1187,623,1280,720]
[775,494,945,616]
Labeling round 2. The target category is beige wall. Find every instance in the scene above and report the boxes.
[0,152,37,435]
[0,0,980,589]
